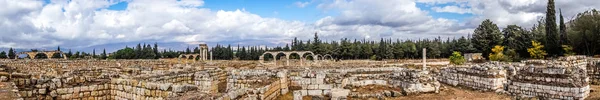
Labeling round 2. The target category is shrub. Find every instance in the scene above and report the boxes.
[449,51,465,65]
[527,41,547,59]
[489,45,506,61]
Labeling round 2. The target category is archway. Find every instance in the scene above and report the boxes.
[188,55,195,60]
[324,54,333,60]
[180,55,187,59]
[51,52,63,59]
[275,53,287,65]
[262,53,274,63]
[34,53,48,59]
[315,54,323,61]
[289,53,301,66]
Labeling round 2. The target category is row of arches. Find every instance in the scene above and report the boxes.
[178,54,207,60]
[259,51,333,66]
[16,51,67,59]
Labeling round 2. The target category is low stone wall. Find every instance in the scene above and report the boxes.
[507,65,589,99]
[438,64,507,91]
[110,78,197,100]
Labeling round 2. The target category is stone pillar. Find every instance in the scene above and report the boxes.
[300,57,304,66]
[422,48,427,70]
[204,49,207,61]
[210,51,213,61]
[286,56,290,66]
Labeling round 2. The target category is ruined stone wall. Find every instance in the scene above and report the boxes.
[438,64,507,91]
[507,66,589,99]
[110,78,197,100]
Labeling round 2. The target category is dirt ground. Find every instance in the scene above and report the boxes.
[276,84,513,100]
[585,85,600,100]
[386,84,511,100]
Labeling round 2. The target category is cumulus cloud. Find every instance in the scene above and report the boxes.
[431,5,472,14]
[0,0,313,49]
[419,0,600,29]
[1,0,599,50]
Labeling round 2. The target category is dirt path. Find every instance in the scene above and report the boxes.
[585,85,600,100]
[388,85,511,100]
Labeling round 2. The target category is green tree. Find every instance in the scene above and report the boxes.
[8,48,15,59]
[531,18,546,44]
[111,47,135,59]
[0,51,7,59]
[559,9,570,47]
[528,41,548,59]
[489,45,506,61]
[101,48,107,59]
[569,9,600,55]
[502,25,531,58]
[545,0,560,56]
[472,19,503,59]
[449,51,465,65]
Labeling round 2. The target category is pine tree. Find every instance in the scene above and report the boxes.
[472,19,503,59]
[545,0,560,56]
[8,48,15,59]
[0,51,7,58]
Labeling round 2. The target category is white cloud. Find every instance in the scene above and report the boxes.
[431,5,471,14]
[1,0,599,50]
[294,1,310,8]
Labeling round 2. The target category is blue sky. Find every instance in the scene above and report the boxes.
[1,0,598,52]
[103,0,473,23]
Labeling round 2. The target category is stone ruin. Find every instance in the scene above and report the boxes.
[0,55,596,100]
[508,56,590,99]
[438,56,592,100]
[289,67,439,100]
[438,62,507,91]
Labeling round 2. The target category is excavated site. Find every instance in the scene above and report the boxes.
[0,55,600,100]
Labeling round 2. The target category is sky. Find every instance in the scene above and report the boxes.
[0,0,599,52]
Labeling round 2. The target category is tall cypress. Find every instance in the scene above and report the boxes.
[545,0,559,56]
[559,9,569,50]
[8,48,15,59]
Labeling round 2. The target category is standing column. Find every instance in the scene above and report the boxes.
[210,51,213,61]
[204,49,207,61]
[422,48,427,70]
[286,56,290,66]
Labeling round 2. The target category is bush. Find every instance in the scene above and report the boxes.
[527,41,547,59]
[489,45,507,61]
[449,51,465,65]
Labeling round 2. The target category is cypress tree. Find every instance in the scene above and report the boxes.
[545,0,560,56]
[8,48,15,59]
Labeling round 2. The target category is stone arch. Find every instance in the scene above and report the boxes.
[302,53,315,60]
[314,54,323,60]
[324,54,333,60]
[34,53,49,59]
[274,52,287,61]
[188,55,196,59]
[261,52,275,62]
[179,55,187,59]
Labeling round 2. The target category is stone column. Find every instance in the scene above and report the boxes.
[300,57,304,66]
[210,51,213,61]
[286,56,290,66]
[422,48,427,70]
[204,49,207,61]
